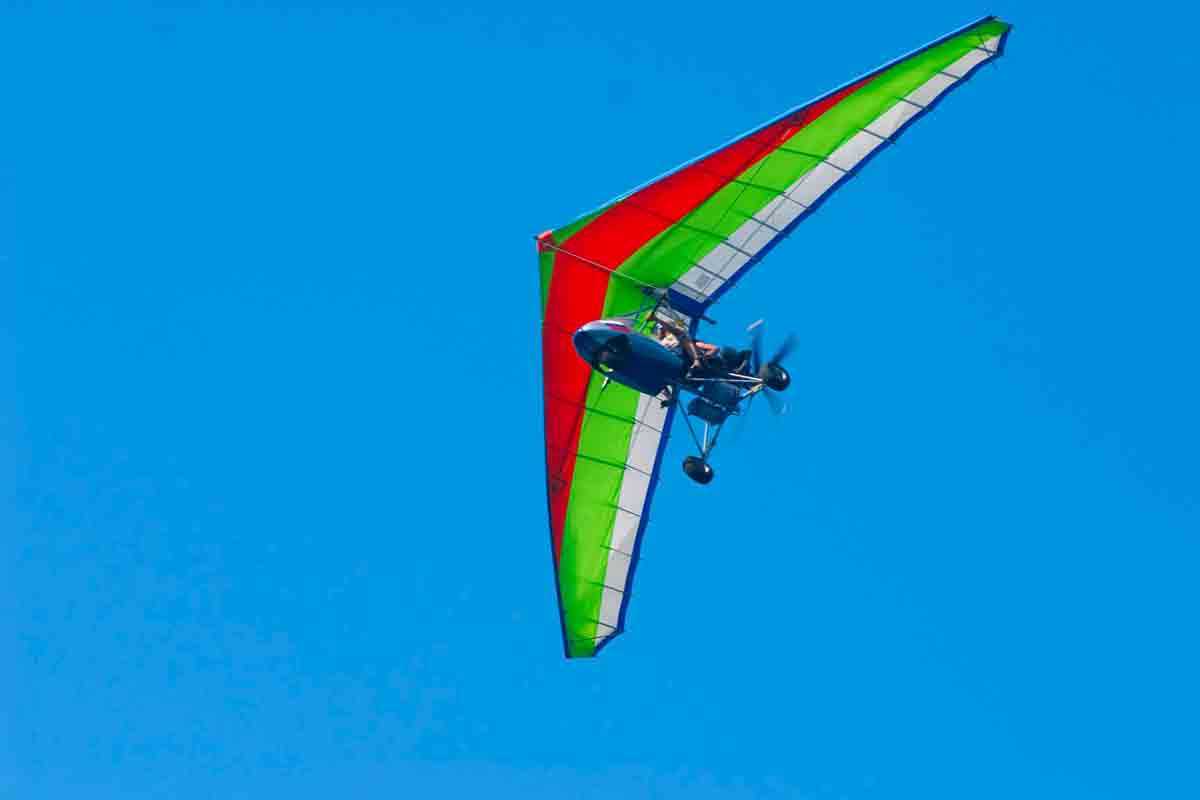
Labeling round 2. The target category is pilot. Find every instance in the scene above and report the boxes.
[654,319,718,375]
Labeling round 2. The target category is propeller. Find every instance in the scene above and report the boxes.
[731,319,796,443]
[746,319,793,417]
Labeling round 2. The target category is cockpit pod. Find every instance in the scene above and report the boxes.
[572,318,684,396]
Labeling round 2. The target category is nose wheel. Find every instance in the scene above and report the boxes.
[683,456,714,484]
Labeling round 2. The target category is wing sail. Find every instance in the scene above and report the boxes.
[539,16,1011,658]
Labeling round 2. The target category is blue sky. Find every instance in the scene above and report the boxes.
[3,2,1197,798]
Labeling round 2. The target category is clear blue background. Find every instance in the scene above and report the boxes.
[4,2,1197,797]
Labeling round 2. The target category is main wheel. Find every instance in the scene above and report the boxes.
[682,456,714,484]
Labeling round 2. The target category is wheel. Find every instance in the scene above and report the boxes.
[764,363,790,391]
[682,456,714,484]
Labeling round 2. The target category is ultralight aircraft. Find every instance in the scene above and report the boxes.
[537,16,1012,658]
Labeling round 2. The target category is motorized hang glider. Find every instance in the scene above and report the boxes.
[537,16,1012,658]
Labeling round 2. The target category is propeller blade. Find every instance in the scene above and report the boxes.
[764,388,789,416]
[730,393,756,444]
[747,319,764,373]
[769,333,797,365]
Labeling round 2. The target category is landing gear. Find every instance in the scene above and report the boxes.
[678,390,728,485]
[683,456,714,484]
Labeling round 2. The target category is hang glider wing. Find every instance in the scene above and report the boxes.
[538,16,1011,658]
